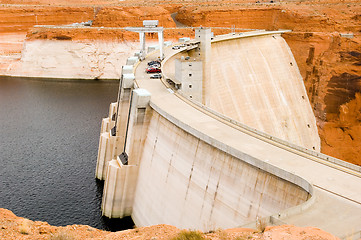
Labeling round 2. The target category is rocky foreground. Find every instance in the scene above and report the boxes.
[0,208,340,240]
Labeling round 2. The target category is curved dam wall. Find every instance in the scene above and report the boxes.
[206,34,320,151]
[96,30,361,238]
[131,109,310,230]
[96,85,312,232]
[96,31,314,232]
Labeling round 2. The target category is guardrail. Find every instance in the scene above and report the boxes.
[160,31,361,176]
[178,95,361,175]
[33,25,261,32]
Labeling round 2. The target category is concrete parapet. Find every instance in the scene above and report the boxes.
[134,51,141,57]
[147,45,159,53]
[123,74,135,89]
[179,37,190,43]
[126,57,139,66]
[164,41,172,47]
[102,158,139,218]
[122,65,134,74]
[211,30,291,44]
[340,33,354,39]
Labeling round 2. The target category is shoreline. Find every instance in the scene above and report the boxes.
[0,75,120,82]
[0,208,340,240]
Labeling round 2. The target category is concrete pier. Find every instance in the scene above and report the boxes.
[95,59,137,180]
[102,89,151,218]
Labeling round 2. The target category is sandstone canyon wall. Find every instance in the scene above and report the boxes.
[11,40,139,79]
[174,3,361,165]
[0,1,360,165]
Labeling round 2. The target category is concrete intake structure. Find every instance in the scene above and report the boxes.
[96,28,361,239]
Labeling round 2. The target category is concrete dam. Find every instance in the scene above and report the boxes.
[95,27,361,239]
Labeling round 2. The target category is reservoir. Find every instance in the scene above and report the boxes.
[0,76,133,231]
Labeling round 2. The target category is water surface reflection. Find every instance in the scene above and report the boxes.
[0,76,132,231]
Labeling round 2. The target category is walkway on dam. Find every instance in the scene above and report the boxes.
[133,33,361,239]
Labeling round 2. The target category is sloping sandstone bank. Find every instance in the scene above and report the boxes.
[0,208,339,240]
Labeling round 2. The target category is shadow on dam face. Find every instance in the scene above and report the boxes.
[101,216,134,232]
[96,179,135,231]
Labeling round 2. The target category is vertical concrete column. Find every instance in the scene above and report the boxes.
[98,102,117,136]
[195,28,211,105]
[158,30,164,60]
[108,102,117,128]
[126,57,139,65]
[108,72,135,174]
[124,89,152,166]
[101,158,139,218]
[109,102,117,119]
[139,32,146,60]
[95,69,135,180]
[101,88,151,219]
[96,101,117,180]
[96,131,115,180]
[113,72,134,152]
[99,117,111,134]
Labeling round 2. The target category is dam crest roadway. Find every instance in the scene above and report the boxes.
[95,26,361,240]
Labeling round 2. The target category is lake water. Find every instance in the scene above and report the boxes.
[0,76,133,231]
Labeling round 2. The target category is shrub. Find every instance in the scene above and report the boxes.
[172,230,205,240]
[256,217,267,233]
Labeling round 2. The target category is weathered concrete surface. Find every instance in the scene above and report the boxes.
[102,159,138,218]
[129,33,361,237]
[131,110,310,231]
[207,34,320,151]
[96,31,361,239]
[162,33,320,151]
